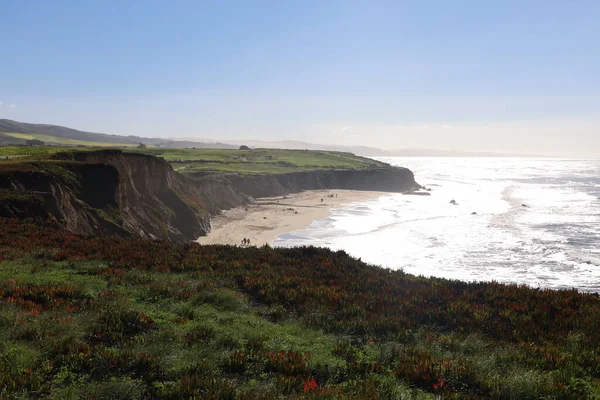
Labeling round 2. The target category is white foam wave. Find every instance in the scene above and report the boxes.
[275,158,600,293]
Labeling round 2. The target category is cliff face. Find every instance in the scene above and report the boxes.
[0,163,125,236]
[0,151,211,241]
[61,150,212,241]
[217,167,419,199]
[0,150,419,242]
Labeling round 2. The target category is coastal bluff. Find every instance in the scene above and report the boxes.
[0,150,419,241]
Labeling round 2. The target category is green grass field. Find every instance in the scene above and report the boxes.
[0,146,388,174]
[128,148,388,174]
[0,146,70,157]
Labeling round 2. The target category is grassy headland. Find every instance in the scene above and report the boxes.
[1,218,599,399]
[0,146,388,174]
[127,148,388,174]
[0,146,70,158]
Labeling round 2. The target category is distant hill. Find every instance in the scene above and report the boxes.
[0,119,236,149]
[220,139,537,158]
[220,139,387,155]
[0,132,25,145]
[0,119,142,145]
[0,119,541,156]
[158,140,237,150]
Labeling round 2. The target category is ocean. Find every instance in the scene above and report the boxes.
[273,158,600,293]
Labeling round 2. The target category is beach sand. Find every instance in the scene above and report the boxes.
[196,190,388,247]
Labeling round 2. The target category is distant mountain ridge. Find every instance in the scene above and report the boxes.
[219,139,538,158]
[0,119,142,145]
[0,119,237,149]
[0,119,541,157]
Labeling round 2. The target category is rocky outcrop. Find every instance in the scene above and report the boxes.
[0,150,419,242]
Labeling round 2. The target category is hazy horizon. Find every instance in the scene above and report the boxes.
[1,1,599,157]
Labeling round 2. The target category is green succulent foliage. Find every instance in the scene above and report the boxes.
[0,218,599,399]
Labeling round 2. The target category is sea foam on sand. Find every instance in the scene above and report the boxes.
[196,189,387,247]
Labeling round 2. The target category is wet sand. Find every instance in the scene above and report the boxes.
[196,190,387,247]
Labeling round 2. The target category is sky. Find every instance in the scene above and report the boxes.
[1,0,599,156]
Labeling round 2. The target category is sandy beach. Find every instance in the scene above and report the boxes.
[196,190,388,246]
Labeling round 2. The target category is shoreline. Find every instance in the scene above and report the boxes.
[196,189,389,247]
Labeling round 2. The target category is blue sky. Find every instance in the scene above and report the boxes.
[1,0,599,156]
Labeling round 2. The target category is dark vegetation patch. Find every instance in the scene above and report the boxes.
[0,189,46,219]
[0,218,599,398]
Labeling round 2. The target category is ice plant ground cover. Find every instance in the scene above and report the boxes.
[0,218,599,399]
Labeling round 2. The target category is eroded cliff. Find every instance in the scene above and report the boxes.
[215,167,419,199]
[0,151,212,241]
[0,150,419,241]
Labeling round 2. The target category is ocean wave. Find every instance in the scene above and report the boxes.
[276,158,600,292]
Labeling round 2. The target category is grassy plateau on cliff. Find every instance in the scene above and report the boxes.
[128,148,388,174]
[0,218,600,399]
[0,146,387,174]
